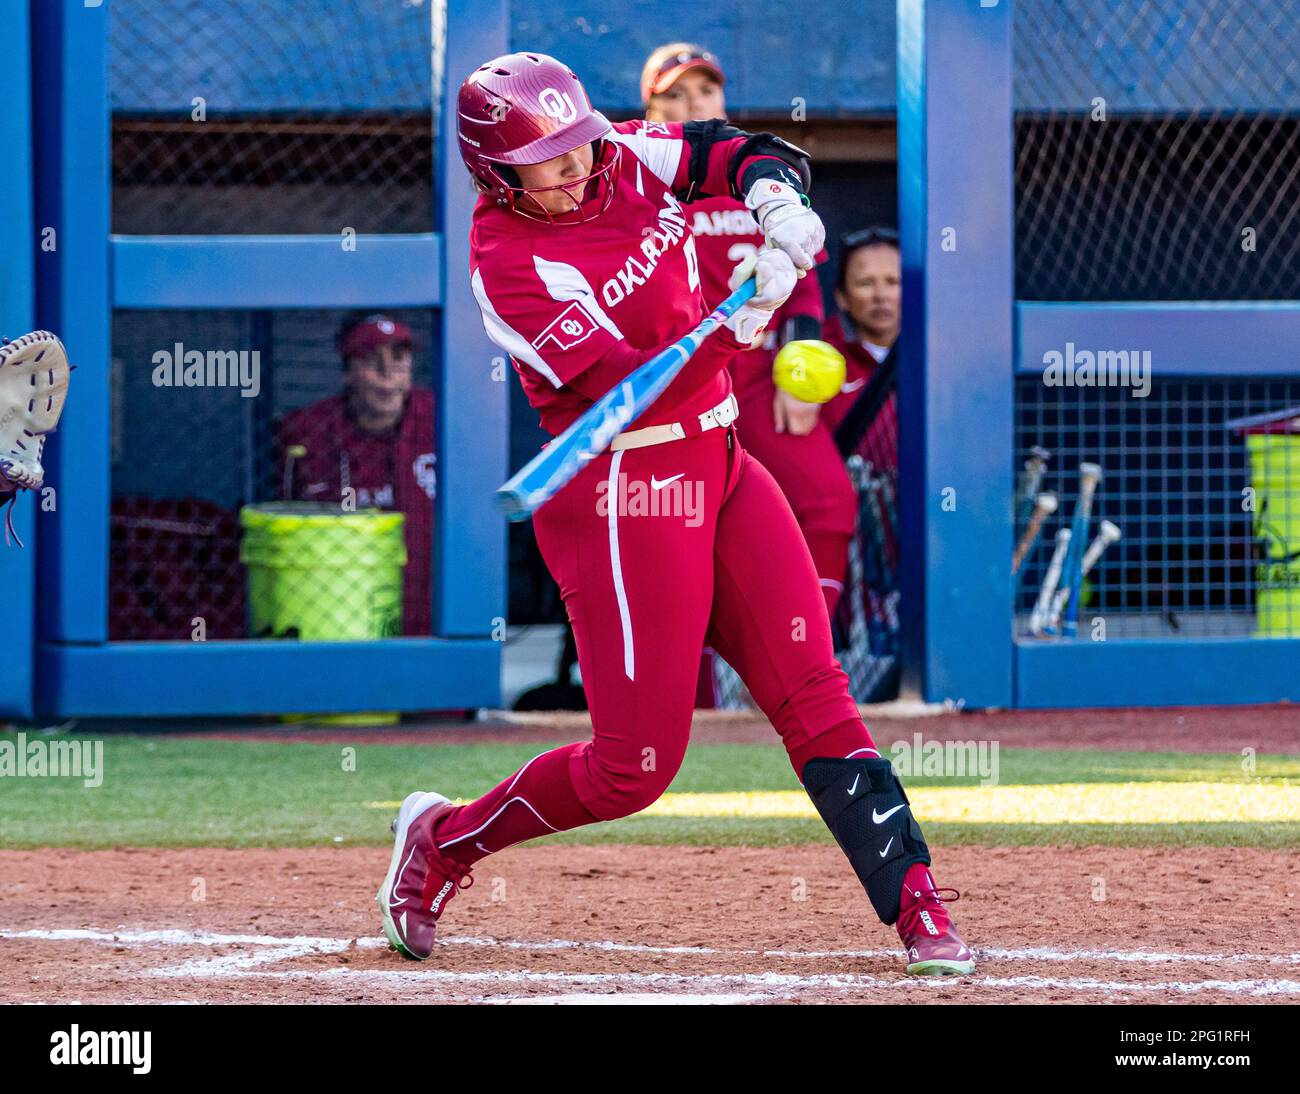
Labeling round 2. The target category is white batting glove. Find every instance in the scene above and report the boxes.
[744,179,825,271]
[725,248,798,345]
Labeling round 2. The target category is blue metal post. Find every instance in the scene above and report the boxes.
[897,0,1014,706]
[434,0,508,648]
[32,0,112,645]
[0,0,36,718]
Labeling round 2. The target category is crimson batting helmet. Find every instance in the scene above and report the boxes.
[457,52,620,225]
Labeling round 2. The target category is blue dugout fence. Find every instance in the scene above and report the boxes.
[900,0,1300,707]
[1007,0,1300,706]
[5,0,1298,717]
[9,0,507,718]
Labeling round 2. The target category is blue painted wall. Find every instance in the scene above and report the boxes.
[511,0,897,115]
[109,0,433,112]
[0,0,35,718]
[110,0,897,115]
[108,0,1300,117]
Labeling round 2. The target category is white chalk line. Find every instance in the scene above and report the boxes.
[7,927,1300,998]
[146,966,1300,998]
[0,926,383,948]
[6,926,1300,967]
[449,935,1300,967]
[490,991,775,1006]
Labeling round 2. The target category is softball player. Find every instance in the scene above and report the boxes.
[642,43,857,619]
[377,52,974,977]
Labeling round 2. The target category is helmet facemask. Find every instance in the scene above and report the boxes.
[476,140,621,226]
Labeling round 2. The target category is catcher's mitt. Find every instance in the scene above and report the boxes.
[0,330,72,546]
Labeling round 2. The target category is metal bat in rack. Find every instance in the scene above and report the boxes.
[1029,527,1071,636]
[1048,519,1121,633]
[1058,462,1103,638]
[1012,491,1057,577]
[1015,446,1051,534]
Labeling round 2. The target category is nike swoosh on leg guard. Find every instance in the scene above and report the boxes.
[802,756,931,925]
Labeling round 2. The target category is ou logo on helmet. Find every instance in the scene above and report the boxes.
[538,88,577,124]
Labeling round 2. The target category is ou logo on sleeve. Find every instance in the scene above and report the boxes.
[533,301,600,352]
[538,88,577,123]
[413,452,437,499]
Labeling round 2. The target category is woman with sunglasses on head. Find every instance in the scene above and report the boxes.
[643,43,858,624]
[375,51,975,978]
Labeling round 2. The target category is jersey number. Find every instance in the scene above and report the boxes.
[684,234,700,292]
[728,242,759,265]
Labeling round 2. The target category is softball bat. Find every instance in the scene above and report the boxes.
[1029,527,1071,636]
[1012,491,1057,576]
[1049,519,1122,629]
[1060,462,1103,637]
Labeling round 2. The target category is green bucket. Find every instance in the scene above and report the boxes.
[239,502,407,642]
[1247,435,1300,636]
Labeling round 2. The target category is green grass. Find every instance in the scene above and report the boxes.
[1,730,1297,849]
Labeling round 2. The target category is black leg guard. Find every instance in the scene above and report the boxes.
[802,756,930,925]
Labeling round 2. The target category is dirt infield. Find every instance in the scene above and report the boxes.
[172,702,1300,753]
[3,844,1297,1004]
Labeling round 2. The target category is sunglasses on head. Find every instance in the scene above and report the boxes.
[654,48,718,81]
[840,227,900,250]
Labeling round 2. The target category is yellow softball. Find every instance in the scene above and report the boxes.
[772,339,847,404]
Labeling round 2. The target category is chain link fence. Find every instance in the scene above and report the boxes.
[109,0,437,234]
[1013,1,1300,644]
[1014,0,1300,300]
[835,456,901,702]
[107,3,446,644]
[109,308,437,641]
[1015,377,1300,639]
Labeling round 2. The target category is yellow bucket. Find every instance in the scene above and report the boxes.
[1247,435,1300,636]
[240,503,408,726]
[239,502,406,641]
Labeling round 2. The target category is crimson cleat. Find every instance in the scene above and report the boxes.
[896,865,976,976]
[376,791,473,960]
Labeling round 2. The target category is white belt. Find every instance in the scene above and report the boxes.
[609,393,739,452]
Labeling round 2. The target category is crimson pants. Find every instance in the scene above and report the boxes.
[734,386,858,617]
[434,426,877,864]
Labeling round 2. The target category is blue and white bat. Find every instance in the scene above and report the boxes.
[496,278,757,521]
[1059,461,1102,638]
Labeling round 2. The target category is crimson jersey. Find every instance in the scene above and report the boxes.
[279,390,437,636]
[469,119,772,437]
[688,194,769,306]
[820,313,898,472]
[687,194,827,400]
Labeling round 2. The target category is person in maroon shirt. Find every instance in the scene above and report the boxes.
[277,314,436,636]
[821,228,901,473]
[643,42,856,620]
